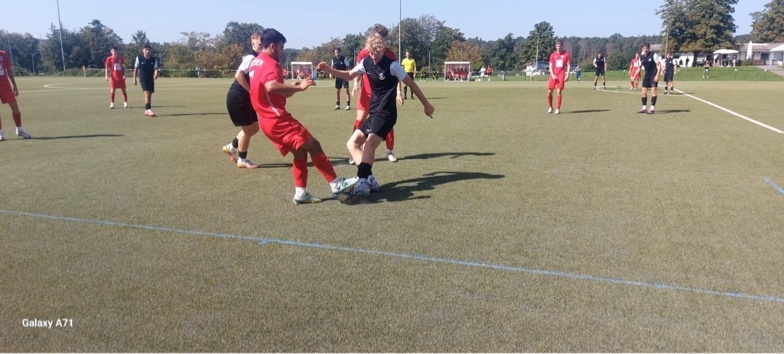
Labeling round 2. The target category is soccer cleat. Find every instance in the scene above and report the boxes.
[348,157,355,165]
[367,175,381,192]
[345,105,350,111]
[353,179,371,196]
[124,102,130,108]
[144,110,156,117]
[16,129,31,139]
[109,102,114,109]
[647,109,655,114]
[0,132,4,141]
[293,192,322,205]
[237,158,260,169]
[387,151,398,162]
[222,144,238,163]
[333,105,340,110]
[331,177,359,195]
[554,109,560,115]
[637,109,648,114]
[547,107,553,113]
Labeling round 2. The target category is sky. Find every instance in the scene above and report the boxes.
[2,0,770,48]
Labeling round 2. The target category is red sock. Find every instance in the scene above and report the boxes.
[547,95,553,107]
[292,159,308,188]
[122,92,127,102]
[353,120,362,131]
[385,129,395,151]
[12,113,21,127]
[110,92,115,102]
[310,151,337,182]
[557,96,562,109]
[0,116,3,129]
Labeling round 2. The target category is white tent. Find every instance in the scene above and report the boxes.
[713,49,739,54]
[770,44,784,52]
[746,41,753,59]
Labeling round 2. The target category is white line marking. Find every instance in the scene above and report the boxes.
[675,89,784,134]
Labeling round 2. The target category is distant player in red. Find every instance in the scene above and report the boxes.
[352,25,401,163]
[629,53,641,90]
[248,28,355,204]
[104,46,129,109]
[0,50,30,141]
[547,39,571,115]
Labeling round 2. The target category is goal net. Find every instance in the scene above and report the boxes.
[444,61,470,81]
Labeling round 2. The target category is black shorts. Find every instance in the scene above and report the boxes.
[642,75,659,88]
[335,78,348,89]
[595,69,605,76]
[664,72,674,82]
[360,113,397,140]
[226,89,257,127]
[406,72,414,82]
[140,79,154,93]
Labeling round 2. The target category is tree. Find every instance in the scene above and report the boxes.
[750,0,784,42]
[341,33,364,62]
[680,0,739,53]
[131,30,149,47]
[79,19,123,68]
[517,22,555,69]
[658,0,691,53]
[217,21,263,52]
[607,51,628,70]
[430,23,464,70]
[41,24,91,71]
[486,33,518,70]
[0,31,41,74]
[445,41,482,71]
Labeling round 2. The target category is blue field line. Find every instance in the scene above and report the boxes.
[764,177,784,196]
[2,209,783,304]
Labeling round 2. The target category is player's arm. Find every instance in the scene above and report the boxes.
[133,57,139,85]
[234,55,254,92]
[549,59,556,79]
[153,59,160,80]
[265,76,314,96]
[317,61,362,81]
[654,60,662,82]
[593,58,597,68]
[6,63,19,96]
[564,58,571,82]
[104,58,110,80]
[393,61,433,117]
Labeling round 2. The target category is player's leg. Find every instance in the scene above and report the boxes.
[120,87,129,107]
[344,83,350,110]
[236,123,260,169]
[347,129,368,166]
[547,81,555,113]
[385,129,396,162]
[8,101,30,138]
[109,86,116,108]
[593,71,599,88]
[602,73,607,88]
[639,82,649,113]
[555,84,563,114]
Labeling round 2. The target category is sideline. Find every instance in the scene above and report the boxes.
[2,209,783,304]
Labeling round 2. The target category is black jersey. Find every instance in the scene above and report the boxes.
[664,58,676,74]
[594,56,606,69]
[362,56,405,117]
[640,52,659,77]
[135,55,158,81]
[332,56,349,71]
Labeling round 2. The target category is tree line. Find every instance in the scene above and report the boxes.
[0,0,782,76]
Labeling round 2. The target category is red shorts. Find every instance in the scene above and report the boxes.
[260,114,313,156]
[110,78,126,90]
[0,84,16,104]
[548,75,566,90]
[630,70,641,80]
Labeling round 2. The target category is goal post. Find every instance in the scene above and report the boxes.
[290,62,314,80]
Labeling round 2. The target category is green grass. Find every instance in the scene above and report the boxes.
[505,66,784,82]
[2,77,784,352]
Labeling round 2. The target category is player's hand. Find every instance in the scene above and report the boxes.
[316,62,328,71]
[564,75,569,82]
[299,77,315,90]
[423,102,434,118]
[397,94,404,105]
[13,86,18,97]
[133,79,137,86]
[104,76,109,81]
[153,73,158,80]
[352,85,360,97]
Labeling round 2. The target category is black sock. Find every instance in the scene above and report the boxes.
[642,97,647,106]
[357,162,372,179]
[651,96,657,106]
[145,103,151,110]
[232,138,239,149]
[239,151,248,159]
[347,101,350,106]
[336,101,339,106]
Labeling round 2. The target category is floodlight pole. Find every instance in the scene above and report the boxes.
[398,0,402,58]
[56,0,67,71]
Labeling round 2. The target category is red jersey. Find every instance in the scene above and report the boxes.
[105,55,126,80]
[630,58,641,73]
[549,50,571,77]
[357,48,397,93]
[248,51,289,119]
[0,50,11,87]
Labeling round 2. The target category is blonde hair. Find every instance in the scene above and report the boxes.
[250,31,261,41]
[365,33,385,56]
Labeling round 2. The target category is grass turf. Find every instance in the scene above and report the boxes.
[2,76,784,352]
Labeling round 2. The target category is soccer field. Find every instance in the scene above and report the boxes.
[2,76,784,352]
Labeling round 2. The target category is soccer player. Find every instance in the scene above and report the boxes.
[318,33,434,198]
[547,39,571,115]
[248,28,355,204]
[0,49,30,140]
[401,50,416,99]
[629,53,641,90]
[703,60,710,79]
[593,51,607,90]
[133,44,160,117]
[662,52,677,94]
[638,43,661,114]
[351,25,401,163]
[104,46,130,109]
[221,31,263,169]
[331,48,350,110]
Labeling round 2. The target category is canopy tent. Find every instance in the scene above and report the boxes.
[713,49,739,54]
[746,41,753,59]
[770,44,784,52]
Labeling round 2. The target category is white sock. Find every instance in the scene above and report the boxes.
[642,105,646,110]
[295,187,306,197]
[16,127,23,133]
[650,105,655,110]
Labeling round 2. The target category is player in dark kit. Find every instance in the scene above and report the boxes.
[331,48,350,110]
[222,31,263,169]
[662,53,677,94]
[133,44,160,117]
[593,52,607,90]
[638,43,661,114]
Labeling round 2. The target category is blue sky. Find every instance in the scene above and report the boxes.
[3,0,768,48]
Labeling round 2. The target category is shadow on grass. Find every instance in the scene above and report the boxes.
[561,109,610,114]
[359,171,505,204]
[31,134,124,140]
[399,152,495,161]
[654,109,691,114]
[161,112,225,117]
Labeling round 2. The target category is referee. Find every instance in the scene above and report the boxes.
[332,48,350,110]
